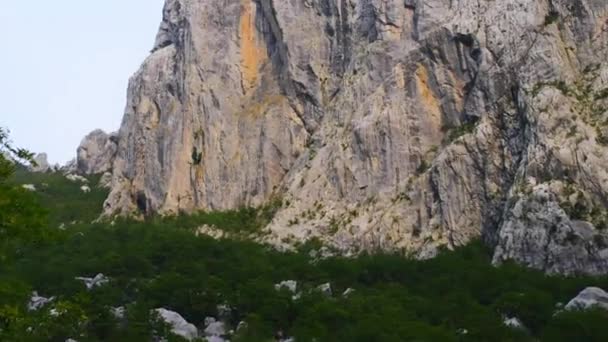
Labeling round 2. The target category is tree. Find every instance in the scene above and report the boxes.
[0,127,47,254]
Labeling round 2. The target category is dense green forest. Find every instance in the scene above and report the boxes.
[1,137,607,341]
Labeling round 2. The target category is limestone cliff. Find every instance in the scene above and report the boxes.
[104,0,608,275]
[77,129,118,175]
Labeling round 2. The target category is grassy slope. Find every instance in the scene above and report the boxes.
[1,170,607,341]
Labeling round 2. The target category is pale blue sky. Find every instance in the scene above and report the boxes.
[0,1,165,163]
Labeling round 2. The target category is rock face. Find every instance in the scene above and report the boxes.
[105,0,608,275]
[77,129,118,175]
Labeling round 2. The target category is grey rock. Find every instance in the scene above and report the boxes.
[317,283,332,296]
[342,288,355,297]
[274,280,297,294]
[111,306,126,320]
[503,317,525,330]
[104,0,608,274]
[75,273,109,290]
[61,158,78,173]
[28,292,54,311]
[22,184,36,192]
[154,308,199,341]
[30,153,50,173]
[77,129,117,175]
[565,287,608,311]
[203,317,226,338]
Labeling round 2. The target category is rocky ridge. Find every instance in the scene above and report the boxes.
[101,0,608,275]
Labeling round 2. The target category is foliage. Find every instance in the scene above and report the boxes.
[544,11,560,26]
[0,151,607,340]
[443,121,477,145]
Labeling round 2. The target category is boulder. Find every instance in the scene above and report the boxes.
[317,283,332,296]
[154,308,198,341]
[565,287,608,311]
[274,280,297,294]
[203,317,226,338]
[29,153,50,173]
[503,317,525,330]
[28,292,54,311]
[22,184,36,192]
[75,273,109,290]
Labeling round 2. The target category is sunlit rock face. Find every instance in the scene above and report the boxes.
[105,0,608,275]
[77,129,118,175]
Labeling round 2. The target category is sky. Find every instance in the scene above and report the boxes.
[0,1,165,164]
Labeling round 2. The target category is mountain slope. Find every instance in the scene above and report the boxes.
[104,0,608,274]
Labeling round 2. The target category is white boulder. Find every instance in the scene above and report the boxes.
[28,292,54,311]
[22,184,36,191]
[317,283,332,296]
[204,316,226,338]
[66,173,88,183]
[154,308,199,341]
[75,273,109,290]
[274,280,297,294]
[503,317,525,329]
[565,287,608,311]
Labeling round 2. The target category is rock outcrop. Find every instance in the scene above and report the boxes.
[104,0,608,275]
[154,308,199,341]
[30,153,51,173]
[77,129,118,175]
[565,287,608,311]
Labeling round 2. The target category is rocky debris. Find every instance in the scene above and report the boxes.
[80,185,91,193]
[503,317,525,330]
[457,329,469,336]
[22,184,36,192]
[28,292,54,311]
[29,153,50,173]
[75,273,109,290]
[195,225,227,240]
[154,308,198,341]
[98,172,112,189]
[342,288,355,297]
[275,280,301,300]
[565,287,608,311]
[77,129,117,175]
[236,321,248,332]
[66,173,88,183]
[309,247,336,262]
[104,0,608,275]
[274,280,297,294]
[216,304,232,319]
[317,283,332,296]
[111,306,126,320]
[203,317,227,340]
[65,339,78,342]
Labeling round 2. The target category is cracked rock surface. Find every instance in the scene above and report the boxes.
[104,0,608,275]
